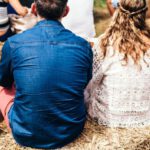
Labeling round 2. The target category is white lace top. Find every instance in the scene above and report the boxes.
[85,36,150,127]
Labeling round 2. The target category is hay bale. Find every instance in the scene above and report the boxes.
[1,120,150,150]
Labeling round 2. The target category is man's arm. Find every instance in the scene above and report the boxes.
[0,41,14,88]
[106,0,115,16]
[106,0,118,16]
[146,0,150,18]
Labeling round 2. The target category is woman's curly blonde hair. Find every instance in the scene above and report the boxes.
[100,0,150,66]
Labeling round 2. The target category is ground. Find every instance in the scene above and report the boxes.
[1,119,150,150]
[1,7,150,150]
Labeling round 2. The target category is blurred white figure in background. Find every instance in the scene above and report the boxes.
[62,0,96,39]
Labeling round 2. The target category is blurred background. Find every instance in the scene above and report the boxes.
[94,0,110,36]
[94,0,150,36]
[94,0,106,7]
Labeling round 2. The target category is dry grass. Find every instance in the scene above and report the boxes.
[1,119,150,150]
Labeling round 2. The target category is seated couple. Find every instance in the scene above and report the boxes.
[0,0,150,149]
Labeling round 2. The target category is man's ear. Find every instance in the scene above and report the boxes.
[62,5,69,18]
[31,3,37,16]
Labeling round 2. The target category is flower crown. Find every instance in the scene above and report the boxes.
[119,2,148,17]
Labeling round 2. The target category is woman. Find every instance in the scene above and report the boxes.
[85,0,150,127]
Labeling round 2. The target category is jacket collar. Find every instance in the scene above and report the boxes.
[36,19,63,27]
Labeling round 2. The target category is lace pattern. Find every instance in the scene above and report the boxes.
[85,36,150,127]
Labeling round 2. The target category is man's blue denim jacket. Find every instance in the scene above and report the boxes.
[0,20,93,149]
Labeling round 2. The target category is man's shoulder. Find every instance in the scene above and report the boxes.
[8,26,91,50]
[8,26,43,45]
[63,29,91,48]
[8,27,39,44]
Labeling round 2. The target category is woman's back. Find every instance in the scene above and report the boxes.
[86,0,150,127]
[87,40,150,127]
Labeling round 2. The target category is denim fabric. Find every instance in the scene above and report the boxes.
[0,20,93,149]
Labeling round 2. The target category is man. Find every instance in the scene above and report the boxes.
[62,0,95,39]
[0,0,93,149]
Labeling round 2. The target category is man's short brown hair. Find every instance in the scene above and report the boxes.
[34,0,68,20]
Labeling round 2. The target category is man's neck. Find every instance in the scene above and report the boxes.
[37,15,61,22]
[37,16,45,22]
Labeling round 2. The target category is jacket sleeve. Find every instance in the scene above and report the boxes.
[0,41,14,88]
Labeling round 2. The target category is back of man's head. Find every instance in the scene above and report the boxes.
[34,0,68,20]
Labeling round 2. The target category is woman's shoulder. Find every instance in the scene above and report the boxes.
[92,35,104,49]
[91,35,120,74]
[91,35,105,60]
[89,35,105,74]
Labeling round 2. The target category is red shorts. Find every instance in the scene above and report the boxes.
[0,86,15,129]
